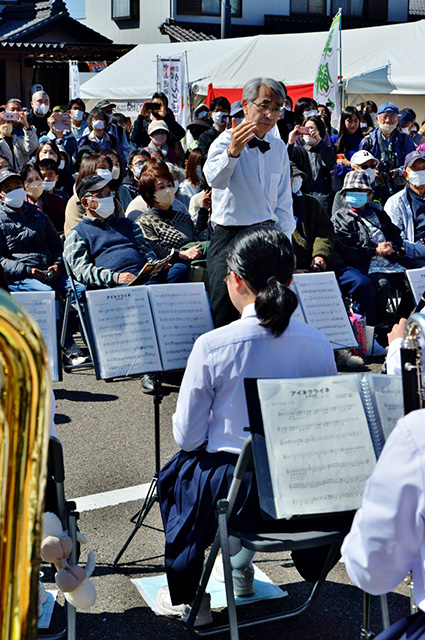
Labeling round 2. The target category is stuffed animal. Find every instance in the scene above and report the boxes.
[41,512,96,610]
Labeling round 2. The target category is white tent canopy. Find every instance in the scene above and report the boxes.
[80,19,425,100]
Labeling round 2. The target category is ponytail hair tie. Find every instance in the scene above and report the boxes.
[266,276,278,286]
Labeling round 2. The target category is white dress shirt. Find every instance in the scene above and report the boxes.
[341,408,425,610]
[173,303,336,455]
[203,127,295,239]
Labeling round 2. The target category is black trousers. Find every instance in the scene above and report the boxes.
[206,225,248,327]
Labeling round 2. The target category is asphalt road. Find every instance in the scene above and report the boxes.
[41,356,412,640]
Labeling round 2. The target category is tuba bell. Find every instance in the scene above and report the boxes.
[0,289,51,640]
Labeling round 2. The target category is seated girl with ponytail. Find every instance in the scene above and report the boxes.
[156,225,349,626]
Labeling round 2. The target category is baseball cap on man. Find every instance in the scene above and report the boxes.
[0,169,22,187]
[76,175,111,201]
[94,100,116,110]
[350,150,378,167]
[147,120,169,136]
[405,150,425,168]
[399,109,415,127]
[230,101,243,117]
[377,102,399,115]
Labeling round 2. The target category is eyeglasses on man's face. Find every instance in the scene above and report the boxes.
[250,101,284,117]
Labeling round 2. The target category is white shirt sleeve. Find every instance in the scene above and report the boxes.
[172,335,214,451]
[274,142,295,238]
[203,133,239,190]
[341,411,425,595]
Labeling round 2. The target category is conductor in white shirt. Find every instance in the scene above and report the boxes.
[204,77,295,327]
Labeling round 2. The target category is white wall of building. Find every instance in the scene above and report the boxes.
[79,0,170,44]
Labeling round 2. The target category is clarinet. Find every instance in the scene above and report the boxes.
[400,313,425,414]
[400,313,425,614]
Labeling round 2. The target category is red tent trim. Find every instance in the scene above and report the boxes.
[206,82,314,108]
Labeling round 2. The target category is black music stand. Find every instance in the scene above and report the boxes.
[113,373,164,567]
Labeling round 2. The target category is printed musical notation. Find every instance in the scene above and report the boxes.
[85,283,214,379]
[257,375,377,518]
[406,267,425,305]
[292,272,357,348]
[11,291,59,381]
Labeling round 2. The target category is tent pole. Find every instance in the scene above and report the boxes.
[338,8,343,117]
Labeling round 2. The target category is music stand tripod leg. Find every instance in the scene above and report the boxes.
[113,374,163,567]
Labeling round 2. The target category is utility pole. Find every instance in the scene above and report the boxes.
[221,0,231,39]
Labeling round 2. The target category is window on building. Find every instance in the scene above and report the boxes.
[366,0,387,20]
[111,0,139,20]
[177,0,242,17]
[291,0,326,14]
[331,0,364,16]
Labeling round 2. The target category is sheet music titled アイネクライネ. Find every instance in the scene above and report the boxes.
[257,375,376,518]
[292,272,357,349]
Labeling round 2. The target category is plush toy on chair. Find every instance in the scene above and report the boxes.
[41,512,96,610]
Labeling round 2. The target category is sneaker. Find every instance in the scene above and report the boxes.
[182,593,213,628]
[212,554,255,597]
[38,581,48,618]
[156,585,186,617]
[63,343,91,367]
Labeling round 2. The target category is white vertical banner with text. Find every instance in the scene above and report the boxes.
[157,55,189,130]
[313,10,341,129]
[69,60,80,100]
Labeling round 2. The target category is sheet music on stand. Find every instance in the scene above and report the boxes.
[246,373,403,520]
[11,291,60,381]
[85,283,214,380]
[291,272,357,349]
[406,267,425,305]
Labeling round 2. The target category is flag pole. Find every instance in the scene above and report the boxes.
[338,8,343,118]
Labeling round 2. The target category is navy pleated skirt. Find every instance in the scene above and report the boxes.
[158,447,354,605]
[374,612,425,640]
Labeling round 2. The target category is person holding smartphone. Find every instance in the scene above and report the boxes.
[130,92,186,150]
[0,108,38,170]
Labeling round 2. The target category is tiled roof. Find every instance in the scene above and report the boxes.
[160,18,216,41]
[410,0,425,15]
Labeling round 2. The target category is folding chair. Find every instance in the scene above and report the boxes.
[185,436,390,638]
[61,256,95,372]
[39,436,78,640]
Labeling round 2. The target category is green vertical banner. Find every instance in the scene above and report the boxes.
[313,10,341,129]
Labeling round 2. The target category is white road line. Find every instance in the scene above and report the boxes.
[73,482,151,512]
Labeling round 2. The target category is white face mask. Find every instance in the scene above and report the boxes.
[154,187,175,208]
[408,169,425,186]
[71,109,84,121]
[34,103,49,115]
[212,111,228,126]
[151,132,167,147]
[43,180,56,191]
[92,119,105,131]
[303,134,317,146]
[380,123,397,135]
[360,122,368,129]
[59,159,65,170]
[401,126,411,135]
[2,187,26,209]
[303,109,318,119]
[284,105,292,112]
[111,165,120,180]
[291,176,303,194]
[363,167,376,184]
[96,168,113,181]
[133,165,143,179]
[91,196,115,219]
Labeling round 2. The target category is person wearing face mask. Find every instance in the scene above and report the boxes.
[360,102,416,204]
[97,148,133,212]
[197,96,231,159]
[332,150,379,216]
[41,107,77,166]
[179,149,204,200]
[66,98,89,142]
[34,141,75,197]
[0,108,38,170]
[130,92,186,151]
[185,118,211,152]
[384,150,425,269]
[137,160,204,263]
[77,108,124,160]
[21,163,65,234]
[94,100,131,161]
[331,107,364,192]
[146,120,178,164]
[27,90,51,138]
[398,108,425,147]
[332,170,413,326]
[288,115,336,215]
[35,158,69,203]
[64,174,189,290]
[121,148,150,210]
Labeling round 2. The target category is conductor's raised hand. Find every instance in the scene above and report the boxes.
[228,119,256,158]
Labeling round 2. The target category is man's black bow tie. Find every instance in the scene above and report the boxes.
[247,138,270,153]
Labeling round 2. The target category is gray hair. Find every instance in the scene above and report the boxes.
[242,78,285,103]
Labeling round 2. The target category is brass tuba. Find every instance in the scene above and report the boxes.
[0,289,51,640]
[400,312,425,414]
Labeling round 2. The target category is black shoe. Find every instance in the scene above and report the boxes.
[141,374,155,394]
[63,343,91,367]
